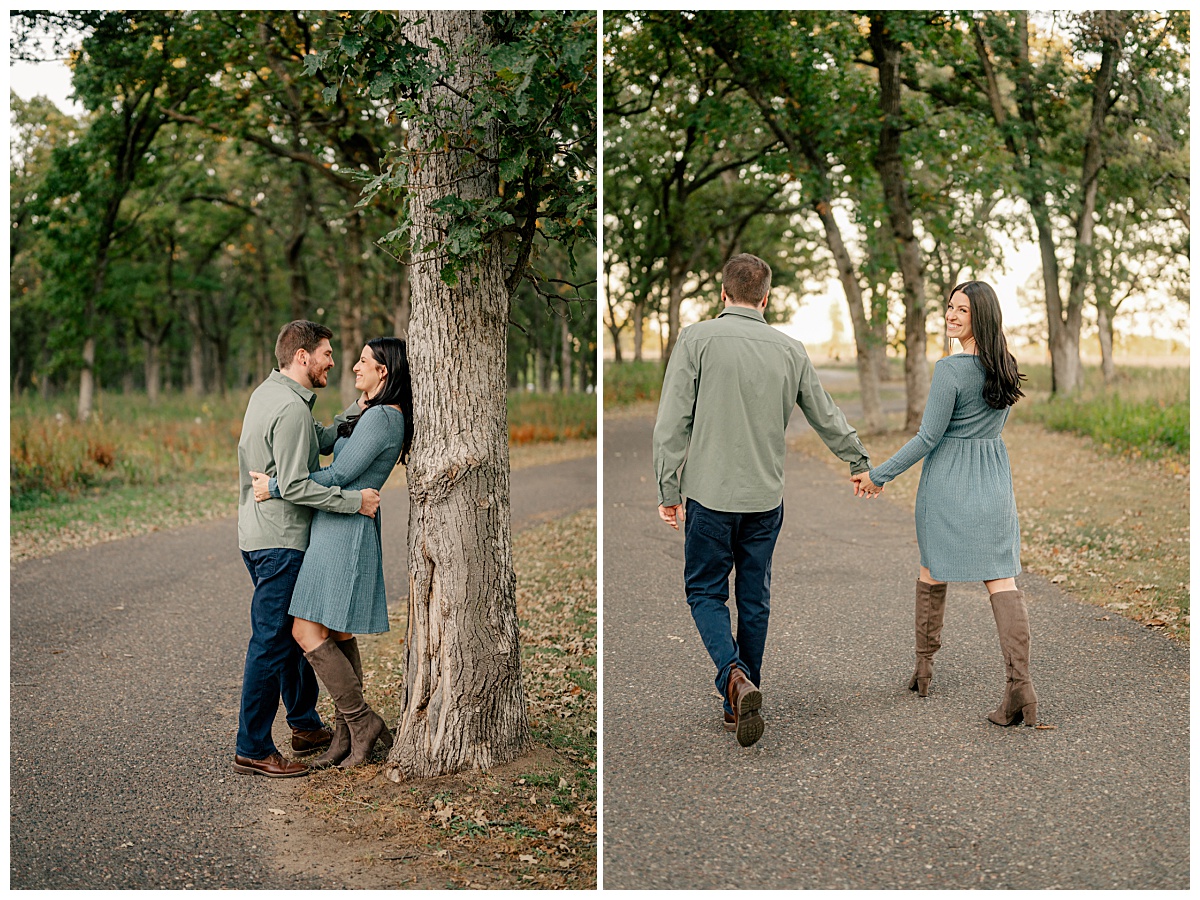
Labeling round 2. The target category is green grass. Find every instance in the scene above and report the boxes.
[1013,364,1189,458]
[603,359,664,408]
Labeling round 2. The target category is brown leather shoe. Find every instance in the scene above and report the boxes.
[291,726,333,755]
[726,668,764,747]
[232,752,311,778]
[724,709,766,732]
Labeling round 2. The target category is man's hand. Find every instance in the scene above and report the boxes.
[850,472,884,499]
[358,488,381,517]
[249,470,272,502]
[659,504,684,529]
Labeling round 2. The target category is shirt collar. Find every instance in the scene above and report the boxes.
[269,369,316,408]
[717,305,767,324]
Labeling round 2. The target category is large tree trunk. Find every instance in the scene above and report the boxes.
[387,9,529,782]
[870,16,930,433]
[813,200,885,434]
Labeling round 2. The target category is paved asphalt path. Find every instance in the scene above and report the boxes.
[10,454,594,889]
[602,415,1188,890]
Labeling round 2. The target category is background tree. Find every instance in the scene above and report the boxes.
[604,12,789,364]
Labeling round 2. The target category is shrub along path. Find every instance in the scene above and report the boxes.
[603,414,1187,890]
[9,454,595,889]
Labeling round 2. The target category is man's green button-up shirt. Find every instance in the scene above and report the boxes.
[652,305,870,513]
[237,370,362,552]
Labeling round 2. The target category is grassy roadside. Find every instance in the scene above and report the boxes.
[10,413,594,564]
[295,509,597,889]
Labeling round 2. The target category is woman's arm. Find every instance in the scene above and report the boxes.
[268,406,401,496]
[868,361,958,485]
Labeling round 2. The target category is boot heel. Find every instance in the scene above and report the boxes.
[914,677,930,698]
[1020,703,1037,727]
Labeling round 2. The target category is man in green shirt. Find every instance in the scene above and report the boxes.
[233,320,380,778]
[652,253,873,747]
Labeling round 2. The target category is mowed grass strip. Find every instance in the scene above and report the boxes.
[300,509,597,889]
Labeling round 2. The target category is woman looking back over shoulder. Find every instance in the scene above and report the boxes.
[851,281,1037,727]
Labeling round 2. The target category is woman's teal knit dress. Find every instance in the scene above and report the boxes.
[270,404,405,633]
[868,354,1021,582]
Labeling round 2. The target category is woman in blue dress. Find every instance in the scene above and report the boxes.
[251,337,412,766]
[851,282,1038,727]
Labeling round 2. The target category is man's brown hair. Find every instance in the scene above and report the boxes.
[275,320,333,370]
[723,253,772,306]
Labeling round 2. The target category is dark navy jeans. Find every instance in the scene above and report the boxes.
[236,548,324,759]
[683,498,784,714]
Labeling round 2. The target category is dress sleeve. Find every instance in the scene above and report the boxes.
[309,406,402,488]
[869,361,958,485]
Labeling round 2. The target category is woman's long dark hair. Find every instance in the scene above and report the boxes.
[951,281,1026,409]
[338,337,414,465]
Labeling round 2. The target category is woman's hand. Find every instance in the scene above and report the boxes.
[850,472,883,499]
[249,470,272,502]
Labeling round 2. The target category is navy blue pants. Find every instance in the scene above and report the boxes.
[683,498,784,715]
[236,548,324,759]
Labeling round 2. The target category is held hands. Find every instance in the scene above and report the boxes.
[850,472,884,499]
[659,504,684,530]
[249,471,272,502]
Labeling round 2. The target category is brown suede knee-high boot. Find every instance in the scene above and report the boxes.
[304,638,393,767]
[909,580,948,697]
[310,637,363,769]
[987,590,1038,726]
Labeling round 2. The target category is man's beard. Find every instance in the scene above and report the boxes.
[307,361,330,387]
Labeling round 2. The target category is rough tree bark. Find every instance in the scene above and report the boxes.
[386,9,530,781]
